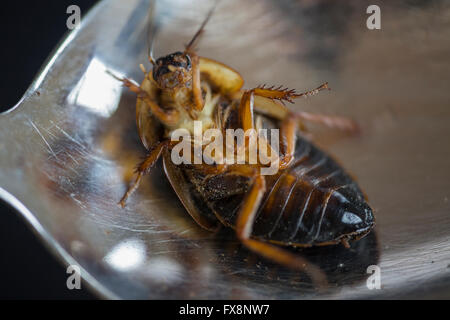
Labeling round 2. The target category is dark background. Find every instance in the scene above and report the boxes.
[0,1,99,299]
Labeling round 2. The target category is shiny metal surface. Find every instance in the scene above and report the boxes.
[1,0,449,299]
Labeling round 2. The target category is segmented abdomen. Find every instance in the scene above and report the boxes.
[211,136,374,246]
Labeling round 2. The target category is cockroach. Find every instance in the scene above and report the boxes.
[113,3,374,284]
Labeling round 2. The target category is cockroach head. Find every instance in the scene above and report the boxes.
[152,51,192,89]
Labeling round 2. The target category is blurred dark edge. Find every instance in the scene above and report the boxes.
[0,0,99,300]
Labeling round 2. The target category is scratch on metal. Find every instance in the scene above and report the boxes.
[28,119,60,161]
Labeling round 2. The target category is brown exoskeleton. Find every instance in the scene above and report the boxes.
[113,5,375,285]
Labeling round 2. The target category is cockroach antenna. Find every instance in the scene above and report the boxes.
[147,0,158,65]
[184,0,220,54]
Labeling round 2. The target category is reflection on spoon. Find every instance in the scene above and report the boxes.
[67,57,123,118]
[103,238,146,271]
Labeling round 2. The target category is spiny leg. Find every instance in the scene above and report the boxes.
[238,88,299,170]
[119,140,169,207]
[238,84,315,131]
[238,85,349,171]
[255,82,329,104]
[283,82,358,132]
[291,82,330,100]
[244,83,359,133]
[235,174,328,288]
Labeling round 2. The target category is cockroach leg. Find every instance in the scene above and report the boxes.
[235,174,328,288]
[114,75,180,126]
[249,83,358,133]
[292,82,330,99]
[238,90,290,170]
[341,238,351,249]
[279,115,298,169]
[119,140,169,207]
[238,85,306,131]
[238,90,255,132]
[191,54,204,111]
[139,95,180,126]
[238,88,299,169]
[250,95,289,121]
[292,83,359,133]
[252,83,329,104]
[254,85,299,104]
[296,111,360,133]
[235,175,265,240]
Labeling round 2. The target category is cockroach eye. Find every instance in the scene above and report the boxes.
[153,65,169,80]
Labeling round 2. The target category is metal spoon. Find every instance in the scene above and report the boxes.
[1,0,449,299]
